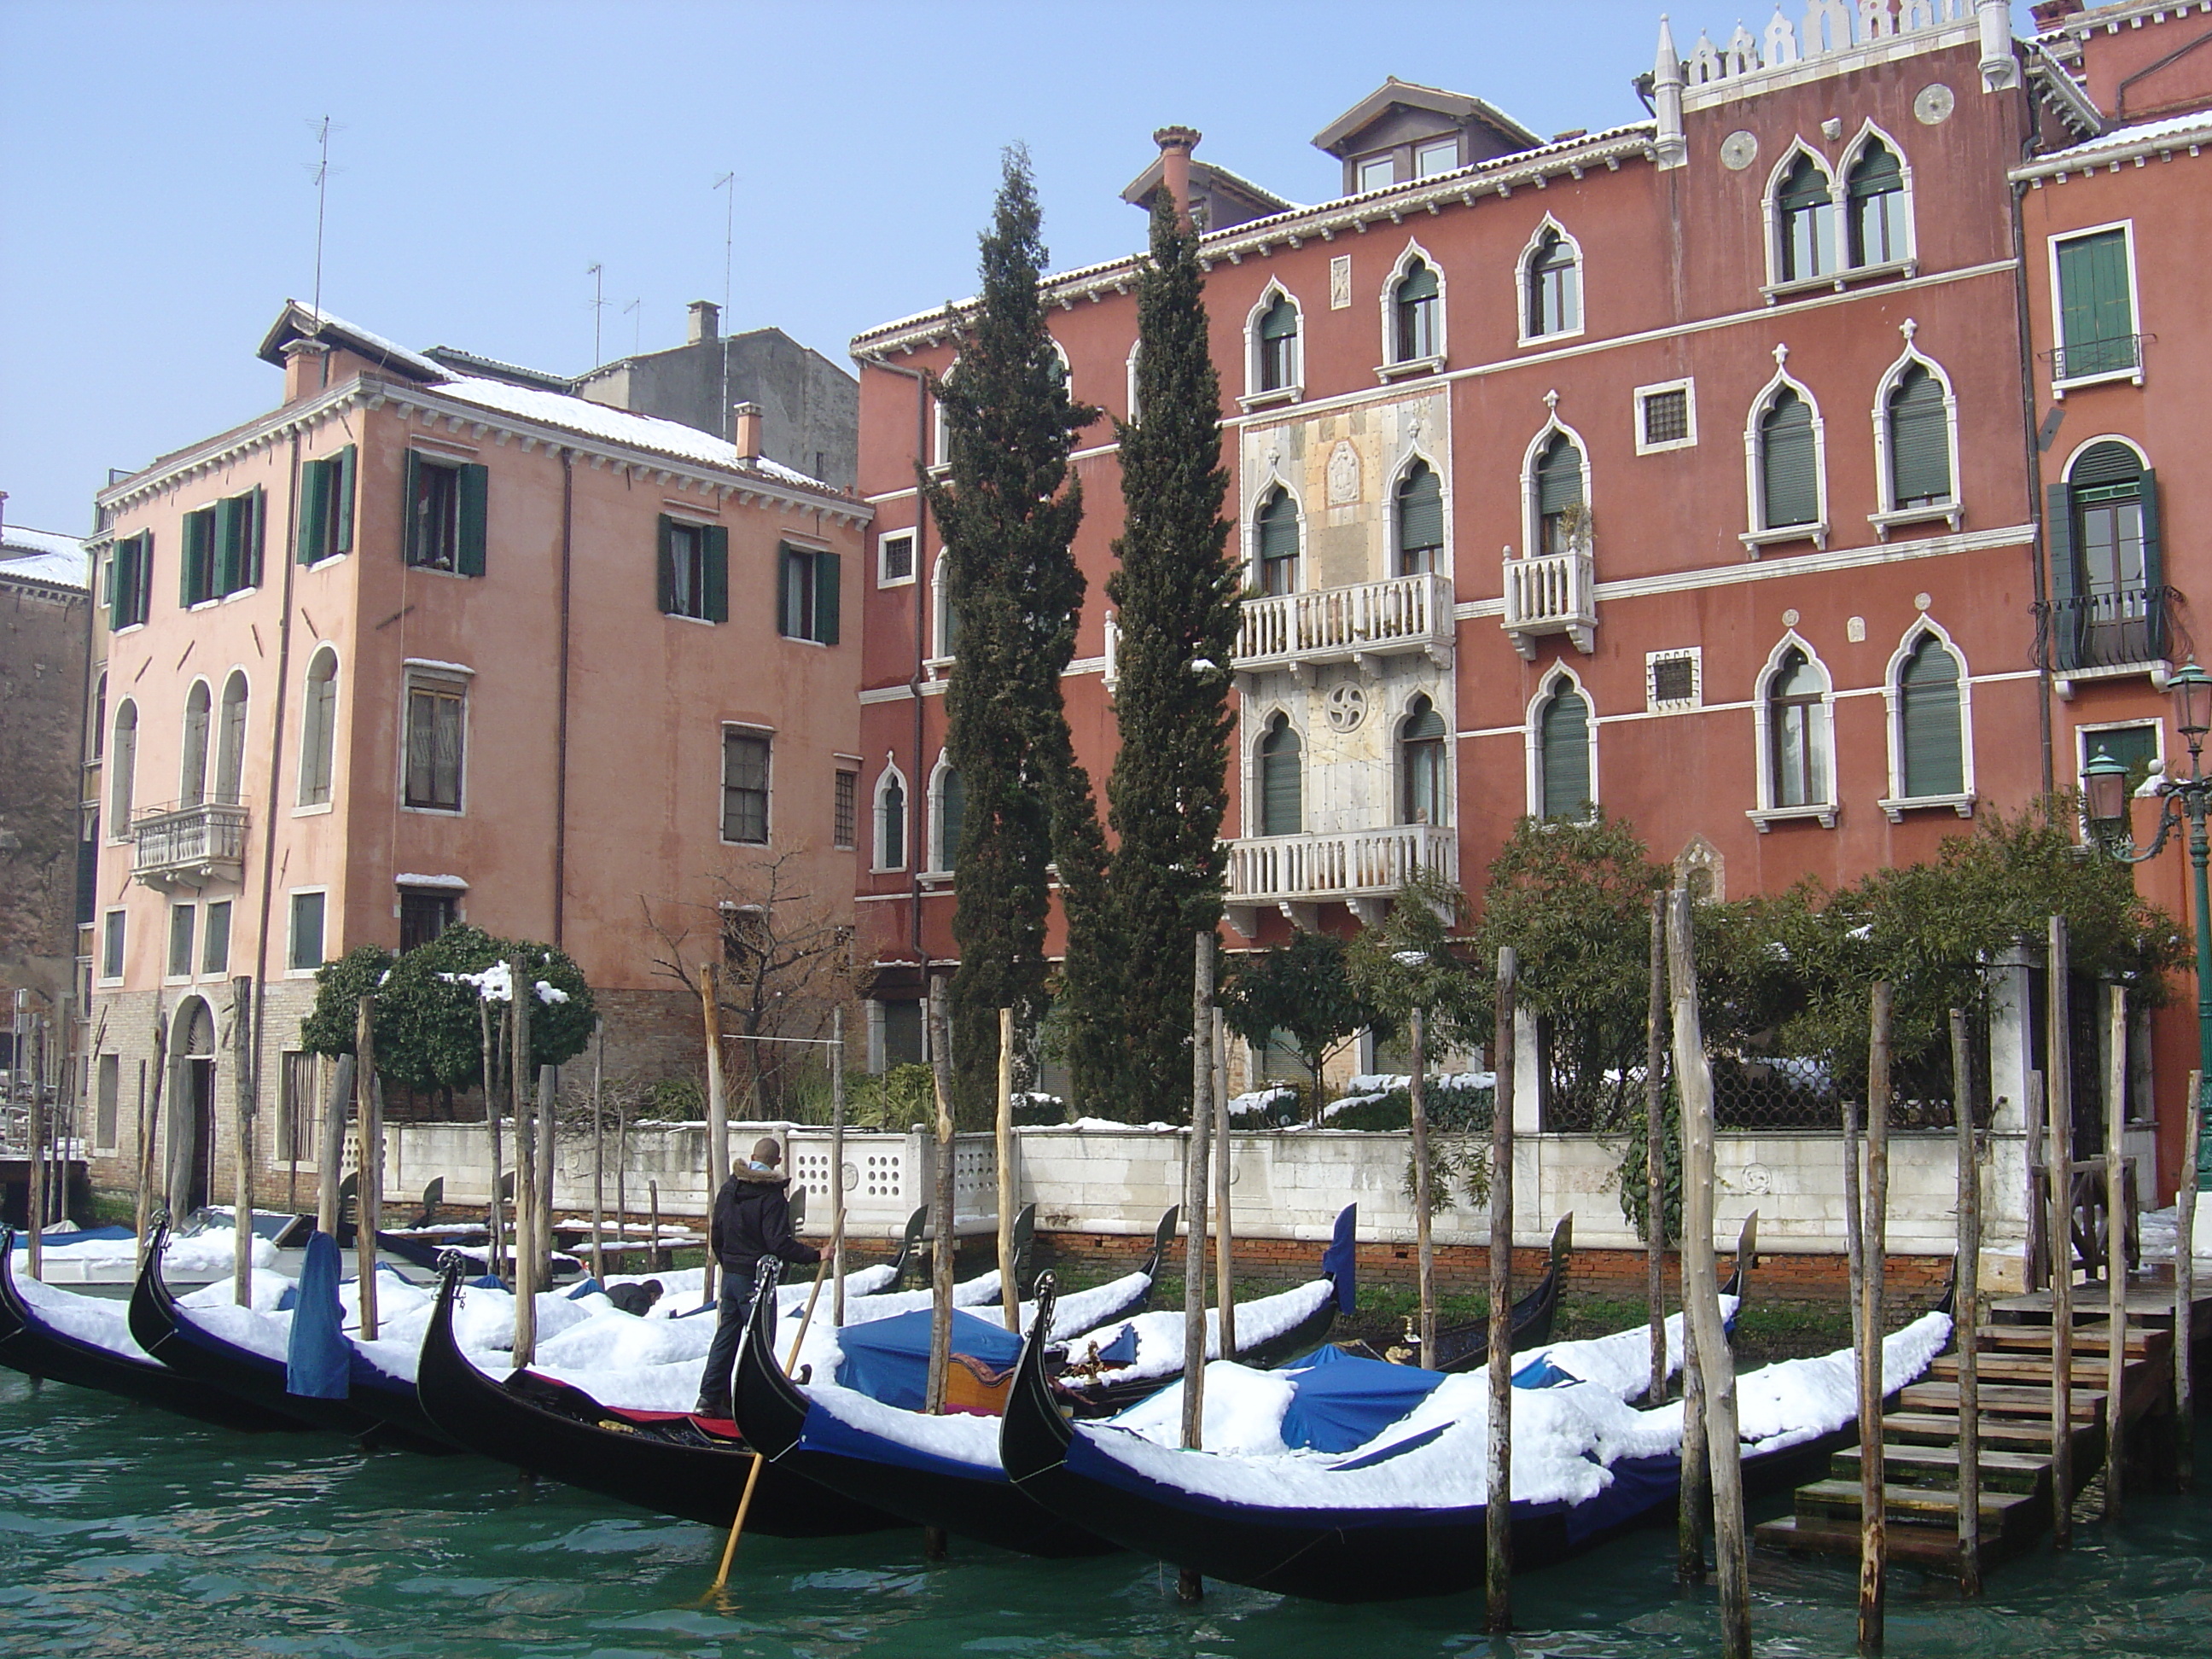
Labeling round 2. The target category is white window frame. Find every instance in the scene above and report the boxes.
[1248,706,1307,840]
[165,900,197,985]
[1878,617,1976,821]
[1413,136,1461,178]
[1761,141,1842,300]
[296,643,341,813]
[1748,632,1839,830]
[2047,218,2145,396]
[108,698,138,840]
[286,886,330,976]
[200,896,234,980]
[926,749,961,879]
[399,661,472,817]
[1837,121,1918,279]
[872,756,910,873]
[1867,337,1963,537]
[1741,358,1831,553]
[1633,377,1698,455]
[928,354,961,472]
[1377,239,1447,380]
[2073,717,2166,839]
[927,550,956,674]
[1394,690,1452,828]
[1125,338,1144,423]
[1524,667,1598,821]
[874,528,916,590]
[1515,215,1586,347]
[99,907,126,984]
[1521,416,1595,562]
[1645,647,1703,713]
[1388,448,1452,579]
[1240,281,1305,410]
[1245,474,1306,595]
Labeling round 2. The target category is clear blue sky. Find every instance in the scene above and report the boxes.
[0,1,1672,535]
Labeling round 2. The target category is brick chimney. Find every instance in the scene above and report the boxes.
[731,401,763,463]
[1152,125,1202,227]
[688,300,720,346]
[282,335,333,403]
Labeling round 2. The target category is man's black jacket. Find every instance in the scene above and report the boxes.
[710,1167,821,1284]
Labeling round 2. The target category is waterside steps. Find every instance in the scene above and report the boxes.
[1755,1297,2187,1577]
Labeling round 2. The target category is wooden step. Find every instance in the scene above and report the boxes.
[1755,1514,2023,1571]
[1793,1478,2046,1540]
[1898,1382,2104,1420]
[1976,1324,2165,1357]
[1882,1412,2058,1450]
[1926,1353,2145,1387]
[1830,1442,2050,1493]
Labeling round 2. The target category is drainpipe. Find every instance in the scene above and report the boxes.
[2010,123,2056,799]
[554,449,575,946]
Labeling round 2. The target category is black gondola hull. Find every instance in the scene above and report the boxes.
[412,1262,900,1536]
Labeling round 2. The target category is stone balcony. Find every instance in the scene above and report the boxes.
[130,799,248,891]
[1501,547,1597,659]
[1235,572,1452,679]
[1224,823,1456,934]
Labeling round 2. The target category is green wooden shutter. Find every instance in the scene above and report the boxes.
[403,451,424,566]
[181,511,209,607]
[248,486,265,588]
[1259,493,1298,563]
[1761,395,1819,527]
[213,497,241,596]
[655,515,675,614]
[1536,438,1583,515]
[1403,700,1446,740]
[298,459,329,564]
[704,526,730,623]
[2139,468,2164,657]
[457,463,488,576]
[111,536,137,629]
[940,768,965,869]
[2046,480,2080,671]
[2058,230,2131,370]
[1398,260,1438,301]
[333,446,355,555]
[1398,466,1443,556]
[1260,725,1302,836]
[1260,294,1296,341]
[1540,690,1590,818]
[816,550,840,644]
[777,545,794,637]
[1888,369,1950,504]
[1901,638,1964,797]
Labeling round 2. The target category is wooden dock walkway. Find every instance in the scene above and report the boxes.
[1755,1283,2206,1575]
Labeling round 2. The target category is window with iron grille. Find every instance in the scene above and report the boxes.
[1640,386,1691,449]
[1648,651,1700,709]
[399,889,457,953]
[833,769,858,850]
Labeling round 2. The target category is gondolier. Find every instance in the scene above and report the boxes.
[696,1138,819,1418]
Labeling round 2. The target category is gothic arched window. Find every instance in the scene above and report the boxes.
[1400,696,1447,825]
[1396,462,1443,575]
[1526,228,1580,338]
[1258,715,1302,837]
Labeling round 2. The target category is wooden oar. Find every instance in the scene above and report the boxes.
[783,1209,845,1375]
[704,1454,765,1600]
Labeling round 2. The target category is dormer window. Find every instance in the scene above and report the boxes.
[1414,138,1459,178]
[1359,156,1395,193]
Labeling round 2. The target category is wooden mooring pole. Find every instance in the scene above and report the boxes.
[925,975,955,1419]
[1183,933,1214,1452]
[1951,1008,1982,1598]
[480,1000,504,1280]
[1670,888,1749,1659]
[2047,915,2075,1547]
[2105,986,2128,1522]
[590,1022,606,1283]
[2179,1072,2198,1493]
[996,1007,1017,1334]
[1645,892,1668,1409]
[231,976,255,1307]
[509,961,535,1362]
[357,998,384,1343]
[1859,981,1892,1651]
[831,1005,848,1330]
[1486,946,1517,1634]
[1213,1009,1235,1363]
[699,963,728,1310]
[1410,1003,1435,1362]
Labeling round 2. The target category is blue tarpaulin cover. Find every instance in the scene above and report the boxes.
[834,1307,1022,1412]
[285,1232,351,1400]
[1278,1343,1448,1452]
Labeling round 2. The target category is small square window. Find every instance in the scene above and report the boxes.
[289,891,327,972]
[1647,649,1703,712]
[201,899,232,976]
[1415,138,1458,178]
[1634,380,1698,455]
[834,768,858,851]
[167,904,196,979]
[880,531,915,586]
[2079,724,2159,799]
[399,888,457,953]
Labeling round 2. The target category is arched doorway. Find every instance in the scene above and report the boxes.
[169,998,218,1216]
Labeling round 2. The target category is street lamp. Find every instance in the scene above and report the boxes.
[2081,659,2212,1193]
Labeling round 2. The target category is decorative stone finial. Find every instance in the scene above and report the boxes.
[1654,15,1689,170]
[1544,387,1560,412]
[1900,317,1918,342]
[1773,342,1790,367]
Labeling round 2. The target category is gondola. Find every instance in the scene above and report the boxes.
[0,1228,285,1431]
[728,1230,1197,1558]
[1000,1255,1946,1604]
[413,1255,899,1535]
[126,1220,384,1436]
[1425,1214,1573,1371]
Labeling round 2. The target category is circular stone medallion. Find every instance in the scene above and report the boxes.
[1720,130,1760,172]
[1914,83,1955,125]
[1324,682,1367,732]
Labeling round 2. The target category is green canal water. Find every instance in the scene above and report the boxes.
[2,1371,2206,1658]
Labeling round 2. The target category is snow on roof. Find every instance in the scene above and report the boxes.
[2026,108,2212,168]
[433,375,832,492]
[263,300,448,382]
[1,525,89,589]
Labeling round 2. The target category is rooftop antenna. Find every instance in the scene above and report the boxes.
[624,296,642,358]
[307,115,335,320]
[588,262,607,367]
[713,171,736,438]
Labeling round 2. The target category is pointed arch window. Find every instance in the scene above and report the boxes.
[1395,463,1443,575]
[2050,441,2161,670]
[1256,489,1300,597]
[1526,229,1580,339]
[1776,154,1836,283]
[1258,715,1302,837]
[1393,259,1440,363]
[933,765,965,873]
[1534,434,1586,556]
[1400,696,1447,825]
[1886,364,1951,509]
[1847,140,1907,267]
[1257,292,1299,393]
[110,701,137,833]
[299,649,339,807]
[1537,681,1592,820]
[1897,634,1965,800]
[1769,649,1829,808]
[214,672,247,806]
[180,681,212,807]
[1759,390,1819,529]
[875,767,907,871]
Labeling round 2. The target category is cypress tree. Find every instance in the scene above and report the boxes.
[923,148,1105,1121]
[1091,197,1241,1119]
